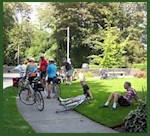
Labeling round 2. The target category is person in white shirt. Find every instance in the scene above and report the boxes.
[11,60,27,77]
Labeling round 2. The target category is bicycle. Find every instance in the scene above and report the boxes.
[12,76,26,93]
[52,77,61,99]
[19,77,44,111]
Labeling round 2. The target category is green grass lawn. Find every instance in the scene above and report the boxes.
[3,87,35,133]
[60,78,147,128]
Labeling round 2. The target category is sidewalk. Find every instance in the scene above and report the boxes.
[16,93,118,133]
[3,72,118,133]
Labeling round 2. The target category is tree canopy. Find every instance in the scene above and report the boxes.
[3,2,147,68]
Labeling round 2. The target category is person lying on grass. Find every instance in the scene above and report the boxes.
[100,81,142,110]
[58,80,93,107]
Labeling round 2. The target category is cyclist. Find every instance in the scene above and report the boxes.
[39,54,48,88]
[10,60,27,78]
[46,58,57,99]
[26,57,37,84]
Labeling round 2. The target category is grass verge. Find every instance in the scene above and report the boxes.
[61,78,147,127]
[3,86,35,133]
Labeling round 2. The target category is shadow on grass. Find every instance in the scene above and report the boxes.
[60,78,147,128]
[3,87,35,133]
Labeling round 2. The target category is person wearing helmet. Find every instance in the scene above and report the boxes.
[39,54,48,88]
[26,57,37,84]
[46,58,57,99]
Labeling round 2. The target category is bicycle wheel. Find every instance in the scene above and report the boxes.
[35,91,44,111]
[17,78,28,93]
[19,87,35,105]
[17,80,24,92]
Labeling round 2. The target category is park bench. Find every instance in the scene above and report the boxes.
[100,71,126,79]
[106,71,126,77]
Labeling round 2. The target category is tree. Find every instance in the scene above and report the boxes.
[3,2,147,67]
[25,28,58,63]
[37,2,146,67]
[88,25,131,68]
[3,2,33,65]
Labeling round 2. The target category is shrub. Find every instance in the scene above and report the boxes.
[123,101,147,132]
[84,72,94,78]
[89,64,101,69]
[133,71,147,78]
[132,63,147,71]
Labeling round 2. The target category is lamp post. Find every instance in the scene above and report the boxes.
[17,44,20,64]
[60,27,70,62]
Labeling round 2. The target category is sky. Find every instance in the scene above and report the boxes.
[25,2,52,33]
[25,2,41,23]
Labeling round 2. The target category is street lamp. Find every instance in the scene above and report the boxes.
[17,44,20,64]
[60,27,70,62]
[13,14,20,64]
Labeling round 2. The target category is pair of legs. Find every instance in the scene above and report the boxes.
[47,78,54,98]
[56,95,86,113]
[66,69,74,85]
[59,97,77,105]
[40,71,46,88]
[59,95,86,106]
[102,92,121,109]
[41,78,46,88]
[66,75,72,85]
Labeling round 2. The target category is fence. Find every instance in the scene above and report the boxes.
[74,68,140,77]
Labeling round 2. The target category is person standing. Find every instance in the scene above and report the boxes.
[26,57,37,84]
[10,60,27,78]
[46,59,57,99]
[62,58,73,85]
[39,54,48,88]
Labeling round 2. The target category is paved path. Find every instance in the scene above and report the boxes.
[3,72,118,133]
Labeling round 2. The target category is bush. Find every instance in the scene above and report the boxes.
[132,63,147,71]
[84,72,94,78]
[133,71,147,78]
[89,64,101,69]
[123,101,147,132]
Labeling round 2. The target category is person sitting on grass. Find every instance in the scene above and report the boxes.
[100,81,142,110]
[58,80,93,106]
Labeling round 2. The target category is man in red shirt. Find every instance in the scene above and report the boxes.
[39,54,48,87]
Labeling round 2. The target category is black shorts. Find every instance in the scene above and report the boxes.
[40,71,46,79]
[118,96,130,107]
[28,76,35,85]
[47,77,54,84]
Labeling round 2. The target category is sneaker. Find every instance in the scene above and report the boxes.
[111,107,116,110]
[56,110,59,113]
[26,97,29,101]
[46,96,51,99]
[68,82,72,85]
[99,105,108,108]
[58,97,61,102]
[60,102,66,106]
[26,95,31,101]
